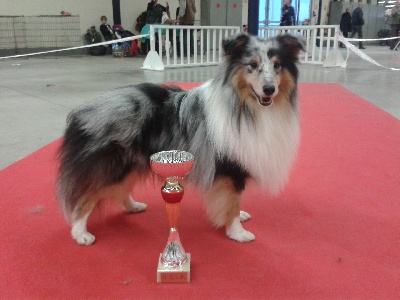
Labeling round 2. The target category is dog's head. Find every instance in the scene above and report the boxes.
[221,33,304,107]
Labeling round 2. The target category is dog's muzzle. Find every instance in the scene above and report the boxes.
[253,85,275,106]
[259,96,273,106]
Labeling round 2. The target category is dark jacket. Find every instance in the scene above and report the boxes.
[340,12,352,32]
[389,6,400,25]
[280,4,295,26]
[100,24,113,41]
[179,0,196,25]
[351,7,364,26]
[146,1,166,24]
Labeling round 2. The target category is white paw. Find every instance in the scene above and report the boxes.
[72,230,96,245]
[71,214,95,245]
[227,228,255,242]
[125,197,147,213]
[126,201,147,213]
[240,210,251,222]
[226,217,255,242]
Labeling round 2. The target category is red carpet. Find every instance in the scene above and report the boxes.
[0,83,399,299]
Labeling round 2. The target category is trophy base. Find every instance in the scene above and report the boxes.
[157,253,191,283]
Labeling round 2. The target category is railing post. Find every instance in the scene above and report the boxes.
[150,25,156,52]
[142,25,240,70]
[141,24,164,71]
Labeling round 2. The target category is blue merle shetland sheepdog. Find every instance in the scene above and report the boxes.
[57,33,304,245]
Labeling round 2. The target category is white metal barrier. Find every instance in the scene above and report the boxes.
[142,25,240,70]
[142,24,340,70]
[258,25,340,65]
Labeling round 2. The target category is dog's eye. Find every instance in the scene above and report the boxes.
[274,62,281,69]
[250,62,258,69]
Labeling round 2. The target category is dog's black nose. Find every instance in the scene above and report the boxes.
[263,85,275,96]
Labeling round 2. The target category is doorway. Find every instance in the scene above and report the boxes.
[259,0,311,26]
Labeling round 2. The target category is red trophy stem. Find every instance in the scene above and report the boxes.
[165,202,180,229]
[161,187,187,267]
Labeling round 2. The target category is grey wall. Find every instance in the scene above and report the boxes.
[0,0,183,35]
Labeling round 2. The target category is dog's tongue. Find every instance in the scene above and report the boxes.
[259,96,273,106]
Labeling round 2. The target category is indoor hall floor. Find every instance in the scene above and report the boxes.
[0,44,399,169]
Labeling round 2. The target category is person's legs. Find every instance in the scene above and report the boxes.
[350,28,356,38]
[390,24,400,50]
[180,29,187,56]
[182,28,195,56]
[189,28,195,55]
[340,31,348,48]
[354,25,364,49]
[350,28,357,48]
[359,27,364,48]
[103,35,113,54]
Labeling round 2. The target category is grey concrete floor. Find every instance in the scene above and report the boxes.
[0,45,399,170]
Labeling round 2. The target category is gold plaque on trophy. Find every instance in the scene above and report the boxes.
[157,253,191,283]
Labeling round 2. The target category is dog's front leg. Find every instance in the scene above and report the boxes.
[205,176,255,242]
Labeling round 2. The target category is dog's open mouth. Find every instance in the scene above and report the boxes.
[252,86,273,106]
[258,96,273,106]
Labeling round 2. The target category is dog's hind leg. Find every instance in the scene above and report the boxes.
[71,212,95,245]
[71,195,98,245]
[226,214,255,242]
[205,176,255,242]
[119,172,147,213]
[123,195,147,213]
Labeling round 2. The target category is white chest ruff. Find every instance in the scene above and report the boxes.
[206,88,300,194]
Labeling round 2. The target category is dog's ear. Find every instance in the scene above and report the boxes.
[222,33,250,59]
[276,34,305,61]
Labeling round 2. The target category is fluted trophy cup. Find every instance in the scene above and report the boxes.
[150,150,194,283]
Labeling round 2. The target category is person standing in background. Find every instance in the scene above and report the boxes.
[100,16,114,42]
[350,3,366,49]
[339,7,352,48]
[147,0,163,13]
[146,0,168,24]
[280,0,295,26]
[386,1,400,50]
[178,0,196,56]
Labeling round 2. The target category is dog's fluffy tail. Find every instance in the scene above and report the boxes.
[56,112,134,221]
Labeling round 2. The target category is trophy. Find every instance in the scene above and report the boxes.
[150,150,194,283]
